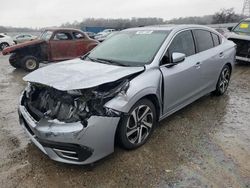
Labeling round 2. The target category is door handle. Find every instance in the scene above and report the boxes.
[219,52,224,57]
[194,62,201,69]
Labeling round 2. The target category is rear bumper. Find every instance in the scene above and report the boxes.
[18,102,120,165]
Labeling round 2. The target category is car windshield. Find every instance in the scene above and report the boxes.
[233,21,250,34]
[39,30,53,41]
[87,30,170,66]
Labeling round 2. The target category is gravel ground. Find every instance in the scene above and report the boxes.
[0,55,249,188]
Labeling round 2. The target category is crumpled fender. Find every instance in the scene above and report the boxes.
[104,68,162,114]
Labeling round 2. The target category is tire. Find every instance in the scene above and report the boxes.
[21,56,39,72]
[0,42,9,51]
[9,53,21,68]
[212,64,231,96]
[117,99,157,150]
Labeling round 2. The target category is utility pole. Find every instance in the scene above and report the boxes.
[242,0,250,17]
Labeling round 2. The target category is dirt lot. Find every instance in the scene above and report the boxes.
[0,54,249,188]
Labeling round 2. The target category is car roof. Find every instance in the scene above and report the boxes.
[43,28,83,32]
[124,24,215,32]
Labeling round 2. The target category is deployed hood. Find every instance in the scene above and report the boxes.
[2,39,45,55]
[227,31,250,41]
[24,59,144,91]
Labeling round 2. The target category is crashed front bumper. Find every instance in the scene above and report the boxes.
[18,97,120,165]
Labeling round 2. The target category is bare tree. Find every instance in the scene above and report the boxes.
[212,8,245,24]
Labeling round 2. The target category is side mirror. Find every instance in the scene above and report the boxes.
[172,52,186,63]
[228,27,233,32]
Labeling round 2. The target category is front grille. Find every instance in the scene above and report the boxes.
[228,38,250,58]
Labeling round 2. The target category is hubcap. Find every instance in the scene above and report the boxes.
[126,105,153,144]
[219,68,230,93]
[26,59,36,70]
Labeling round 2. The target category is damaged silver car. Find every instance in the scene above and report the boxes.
[18,25,236,165]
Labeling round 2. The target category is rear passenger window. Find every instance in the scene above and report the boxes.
[168,30,196,57]
[211,33,220,46]
[53,32,73,40]
[193,30,214,52]
[73,32,85,39]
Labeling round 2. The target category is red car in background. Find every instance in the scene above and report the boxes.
[2,28,99,71]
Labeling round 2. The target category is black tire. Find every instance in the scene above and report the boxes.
[9,53,21,68]
[0,42,9,51]
[118,99,157,150]
[212,64,231,96]
[21,56,39,72]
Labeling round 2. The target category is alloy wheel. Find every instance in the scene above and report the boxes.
[219,67,230,94]
[126,105,153,144]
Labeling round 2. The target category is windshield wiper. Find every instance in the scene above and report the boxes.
[96,58,128,67]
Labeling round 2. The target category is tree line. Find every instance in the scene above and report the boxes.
[0,8,246,33]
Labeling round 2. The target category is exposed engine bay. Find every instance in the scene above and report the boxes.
[22,79,130,126]
[228,38,250,58]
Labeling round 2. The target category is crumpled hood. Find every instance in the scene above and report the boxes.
[23,59,144,91]
[227,32,250,41]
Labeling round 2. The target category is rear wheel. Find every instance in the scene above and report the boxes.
[213,64,231,96]
[118,99,157,150]
[0,42,9,51]
[21,56,39,72]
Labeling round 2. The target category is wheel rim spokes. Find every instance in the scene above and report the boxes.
[126,105,153,144]
[219,68,230,93]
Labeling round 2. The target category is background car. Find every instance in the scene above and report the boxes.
[214,28,229,37]
[94,28,116,42]
[13,34,37,44]
[2,28,99,71]
[227,18,250,63]
[19,25,236,165]
[0,33,15,51]
[85,32,96,39]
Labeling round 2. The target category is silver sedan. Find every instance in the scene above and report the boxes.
[18,25,236,165]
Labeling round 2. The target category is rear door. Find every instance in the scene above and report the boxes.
[72,31,91,56]
[192,30,222,92]
[49,31,76,61]
[160,30,203,114]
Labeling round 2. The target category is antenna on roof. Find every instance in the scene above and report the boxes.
[242,0,250,17]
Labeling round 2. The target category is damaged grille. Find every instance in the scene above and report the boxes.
[23,80,129,124]
[228,38,250,58]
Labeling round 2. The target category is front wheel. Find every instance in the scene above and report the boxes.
[9,53,21,68]
[21,56,39,72]
[118,99,157,150]
[213,64,231,96]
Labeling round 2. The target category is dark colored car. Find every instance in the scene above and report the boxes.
[2,28,99,71]
[227,18,250,63]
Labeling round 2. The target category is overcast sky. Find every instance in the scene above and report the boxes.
[0,0,243,28]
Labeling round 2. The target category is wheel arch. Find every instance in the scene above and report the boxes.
[225,62,232,73]
[114,93,161,147]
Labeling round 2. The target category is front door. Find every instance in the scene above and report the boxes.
[160,30,202,114]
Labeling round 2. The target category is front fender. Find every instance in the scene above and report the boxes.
[104,68,162,113]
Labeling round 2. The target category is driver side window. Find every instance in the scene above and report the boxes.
[162,30,196,65]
